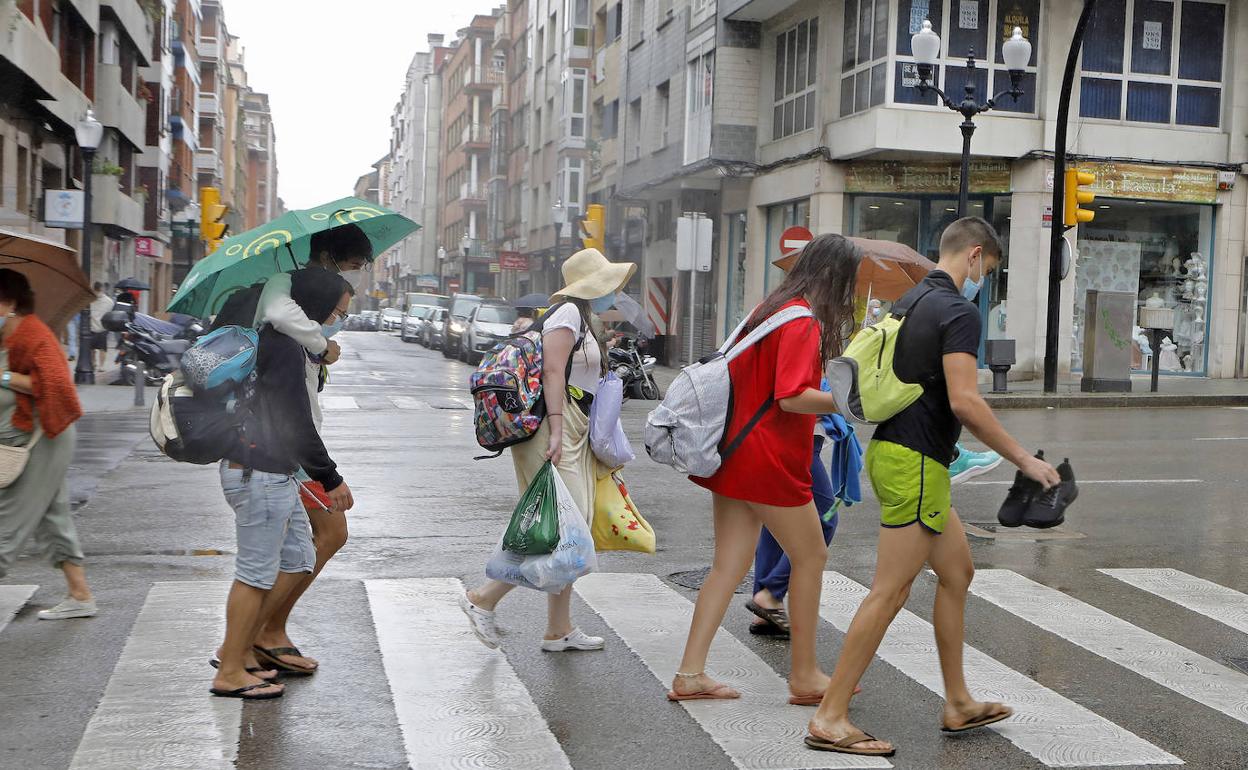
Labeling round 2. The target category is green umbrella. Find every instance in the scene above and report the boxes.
[168,196,419,317]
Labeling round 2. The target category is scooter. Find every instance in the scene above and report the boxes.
[607,334,661,400]
[114,317,195,386]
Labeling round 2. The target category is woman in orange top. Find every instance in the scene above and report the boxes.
[0,269,96,619]
[671,235,861,704]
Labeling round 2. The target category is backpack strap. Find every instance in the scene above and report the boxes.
[716,305,816,464]
[890,285,939,321]
[528,300,587,383]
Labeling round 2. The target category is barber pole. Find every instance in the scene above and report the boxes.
[646,277,671,336]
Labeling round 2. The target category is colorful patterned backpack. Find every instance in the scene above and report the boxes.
[469,303,583,459]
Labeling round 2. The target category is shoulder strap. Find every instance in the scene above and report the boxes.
[528,300,586,379]
[723,305,814,364]
[718,313,754,354]
[891,285,939,321]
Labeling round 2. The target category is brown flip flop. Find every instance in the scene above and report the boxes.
[253,645,317,675]
[789,684,862,705]
[941,703,1014,733]
[667,683,741,701]
[745,600,790,632]
[804,730,895,757]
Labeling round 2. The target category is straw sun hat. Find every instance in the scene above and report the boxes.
[550,248,636,301]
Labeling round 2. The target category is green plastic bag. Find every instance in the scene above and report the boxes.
[502,461,561,555]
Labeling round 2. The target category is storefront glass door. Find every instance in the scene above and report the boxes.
[724,212,748,337]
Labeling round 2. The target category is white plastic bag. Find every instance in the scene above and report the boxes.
[486,469,598,593]
[590,372,635,468]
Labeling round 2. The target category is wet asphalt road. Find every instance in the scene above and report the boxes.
[2,330,1247,770]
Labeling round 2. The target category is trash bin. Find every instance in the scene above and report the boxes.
[1080,290,1134,393]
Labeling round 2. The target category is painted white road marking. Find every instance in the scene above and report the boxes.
[320,396,359,410]
[819,572,1179,767]
[365,578,572,770]
[0,585,36,634]
[69,582,239,770]
[1101,568,1248,636]
[970,570,1248,728]
[965,479,1202,486]
[1193,437,1248,441]
[389,396,431,410]
[576,572,892,769]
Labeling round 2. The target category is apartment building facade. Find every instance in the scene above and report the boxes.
[388,44,437,296]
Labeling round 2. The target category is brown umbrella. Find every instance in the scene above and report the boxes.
[0,228,94,334]
[772,235,936,302]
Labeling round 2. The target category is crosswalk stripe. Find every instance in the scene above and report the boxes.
[320,395,359,410]
[575,572,893,769]
[69,582,239,770]
[365,578,573,770]
[389,396,431,410]
[970,570,1248,728]
[0,585,36,633]
[1100,568,1248,636]
[819,572,1179,767]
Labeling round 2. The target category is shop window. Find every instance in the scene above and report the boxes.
[1074,201,1214,374]
[764,200,810,292]
[724,212,748,338]
[1080,0,1226,128]
[842,0,887,117]
[773,17,819,139]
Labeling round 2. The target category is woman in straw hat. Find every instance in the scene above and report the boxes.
[460,248,635,651]
[669,234,861,705]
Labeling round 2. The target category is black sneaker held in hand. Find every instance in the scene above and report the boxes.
[997,450,1044,528]
[1023,458,1077,529]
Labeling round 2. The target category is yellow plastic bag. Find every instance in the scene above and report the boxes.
[592,470,656,553]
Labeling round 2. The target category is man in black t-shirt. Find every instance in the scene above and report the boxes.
[807,218,1061,758]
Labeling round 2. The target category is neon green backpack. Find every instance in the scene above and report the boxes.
[827,289,934,424]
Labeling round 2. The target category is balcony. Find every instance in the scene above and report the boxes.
[91,174,145,235]
[460,183,487,206]
[95,64,147,149]
[195,148,223,180]
[198,92,220,118]
[0,4,90,127]
[197,35,221,60]
[102,0,155,65]
[465,65,504,91]
[462,123,491,148]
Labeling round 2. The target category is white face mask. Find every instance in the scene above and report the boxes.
[337,269,365,290]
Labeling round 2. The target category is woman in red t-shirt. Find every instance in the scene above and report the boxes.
[671,234,862,704]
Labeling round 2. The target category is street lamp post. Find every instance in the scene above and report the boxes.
[911,21,1032,217]
[74,110,104,385]
[460,232,471,293]
[437,246,447,294]
[551,199,567,293]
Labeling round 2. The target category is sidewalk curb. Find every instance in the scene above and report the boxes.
[985,393,1248,409]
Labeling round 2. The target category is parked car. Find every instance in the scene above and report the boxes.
[441,293,483,360]
[463,303,519,364]
[421,307,449,350]
[380,307,403,332]
[400,304,437,342]
[357,310,381,331]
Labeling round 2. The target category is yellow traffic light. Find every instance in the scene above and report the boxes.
[1064,169,1096,227]
[200,186,229,252]
[580,203,605,252]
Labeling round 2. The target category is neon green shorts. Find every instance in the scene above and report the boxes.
[865,440,951,534]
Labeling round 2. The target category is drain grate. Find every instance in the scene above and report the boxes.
[668,567,754,594]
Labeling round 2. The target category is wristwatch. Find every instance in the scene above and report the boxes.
[0,371,10,390]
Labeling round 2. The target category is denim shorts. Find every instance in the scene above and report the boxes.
[219,463,316,589]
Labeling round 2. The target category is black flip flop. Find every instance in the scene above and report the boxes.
[209,682,284,700]
[209,658,277,679]
[745,600,790,632]
[748,620,790,638]
[253,645,317,675]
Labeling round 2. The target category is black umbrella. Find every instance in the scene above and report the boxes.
[513,292,550,309]
[115,277,150,291]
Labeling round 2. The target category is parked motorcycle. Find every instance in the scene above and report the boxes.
[607,334,660,400]
[106,312,200,386]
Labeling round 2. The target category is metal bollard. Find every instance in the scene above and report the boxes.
[133,361,145,406]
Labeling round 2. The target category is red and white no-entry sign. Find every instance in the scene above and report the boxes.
[779,225,813,255]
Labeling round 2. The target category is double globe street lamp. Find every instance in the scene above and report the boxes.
[910,20,1032,217]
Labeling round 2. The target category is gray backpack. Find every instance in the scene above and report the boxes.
[644,305,814,478]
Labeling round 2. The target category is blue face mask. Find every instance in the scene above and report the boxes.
[961,255,984,301]
[321,318,345,339]
[590,294,616,313]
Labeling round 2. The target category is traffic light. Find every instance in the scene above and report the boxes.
[199,186,229,253]
[579,203,605,252]
[1063,169,1096,227]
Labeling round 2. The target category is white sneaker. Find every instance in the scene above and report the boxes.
[541,628,605,652]
[458,593,500,649]
[37,597,98,620]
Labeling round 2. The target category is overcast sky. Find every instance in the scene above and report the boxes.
[223,1,499,212]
